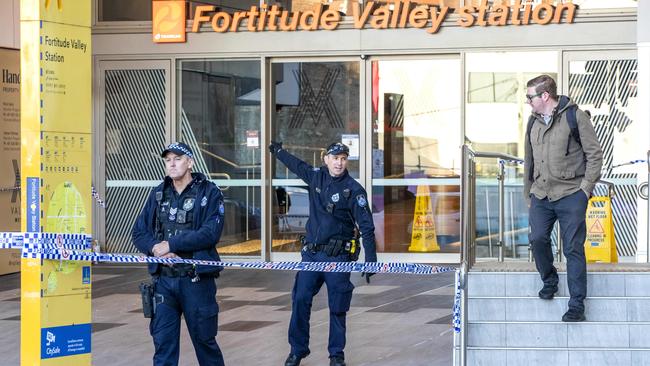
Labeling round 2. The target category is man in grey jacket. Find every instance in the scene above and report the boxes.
[523,75,603,322]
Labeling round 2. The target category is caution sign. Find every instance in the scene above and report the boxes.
[408,185,440,252]
[584,196,617,263]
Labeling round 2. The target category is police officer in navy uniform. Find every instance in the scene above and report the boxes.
[270,141,378,366]
[133,142,225,366]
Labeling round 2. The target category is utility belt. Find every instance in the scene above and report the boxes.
[301,236,360,260]
[158,263,197,278]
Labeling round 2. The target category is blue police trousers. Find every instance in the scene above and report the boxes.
[288,251,354,359]
[529,189,589,312]
[150,274,224,366]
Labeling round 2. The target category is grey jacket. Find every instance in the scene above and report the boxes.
[523,96,603,203]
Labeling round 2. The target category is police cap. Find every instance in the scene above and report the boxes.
[326,142,350,156]
[161,142,194,159]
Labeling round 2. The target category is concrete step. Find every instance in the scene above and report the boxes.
[467,272,650,298]
[455,271,650,365]
[465,349,650,366]
[467,297,650,322]
[467,322,650,348]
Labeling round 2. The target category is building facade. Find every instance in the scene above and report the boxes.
[90,0,648,264]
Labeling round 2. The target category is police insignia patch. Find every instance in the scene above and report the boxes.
[331,193,339,202]
[201,196,208,207]
[169,207,178,221]
[356,195,367,207]
[219,202,225,215]
[183,198,195,211]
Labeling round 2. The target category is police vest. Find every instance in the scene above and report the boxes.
[155,183,198,257]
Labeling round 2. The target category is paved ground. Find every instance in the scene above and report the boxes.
[0,264,455,365]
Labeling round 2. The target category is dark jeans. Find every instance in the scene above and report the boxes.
[288,250,354,359]
[150,274,224,366]
[529,190,589,312]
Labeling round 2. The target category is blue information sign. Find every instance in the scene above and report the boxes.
[41,323,92,359]
[26,177,40,232]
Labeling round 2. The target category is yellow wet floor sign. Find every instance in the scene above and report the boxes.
[408,185,440,252]
[584,196,617,263]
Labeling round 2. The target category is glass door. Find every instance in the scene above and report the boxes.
[269,59,361,261]
[177,59,263,257]
[563,50,640,260]
[369,57,462,263]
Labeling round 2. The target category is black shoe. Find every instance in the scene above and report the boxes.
[538,284,558,299]
[329,356,346,366]
[562,308,586,322]
[285,353,308,366]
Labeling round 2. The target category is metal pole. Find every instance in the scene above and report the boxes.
[498,160,505,262]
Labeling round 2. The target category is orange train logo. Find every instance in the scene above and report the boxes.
[152,0,187,43]
[44,0,63,10]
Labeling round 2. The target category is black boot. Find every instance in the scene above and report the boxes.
[329,356,346,366]
[285,353,308,366]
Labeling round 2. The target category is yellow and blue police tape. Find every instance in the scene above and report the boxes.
[3,232,456,275]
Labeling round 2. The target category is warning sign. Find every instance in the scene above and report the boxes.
[584,196,617,263]
[408,185,440,252]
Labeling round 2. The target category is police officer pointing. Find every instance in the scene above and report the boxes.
[270,141,378,366]
[133,142,225,366]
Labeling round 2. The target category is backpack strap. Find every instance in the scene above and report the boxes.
[565,104,581,156]
[526,114,536,182]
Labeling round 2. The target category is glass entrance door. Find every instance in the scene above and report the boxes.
[269,59,361,260]
[563,50,640,260]
[369,57,461,263]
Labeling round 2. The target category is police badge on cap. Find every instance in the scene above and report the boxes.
[326,142,350,156]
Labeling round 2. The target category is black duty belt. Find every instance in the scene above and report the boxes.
[304,238,357,257]
[158,264,196,278]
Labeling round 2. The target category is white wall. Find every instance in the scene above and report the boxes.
[0,0,19,49]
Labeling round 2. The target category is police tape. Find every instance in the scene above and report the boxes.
[1,232,456,275]
[0,232,92,250]
[22,245,455,275]
[452,269,462,333]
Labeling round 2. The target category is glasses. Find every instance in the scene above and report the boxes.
[525,92,544,102]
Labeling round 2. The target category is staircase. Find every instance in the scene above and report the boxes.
[454,263,650,366]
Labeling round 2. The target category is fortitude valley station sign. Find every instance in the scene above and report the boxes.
[190,1,576,35]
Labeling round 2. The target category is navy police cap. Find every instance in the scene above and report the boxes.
[326,142,350,156]
[161,142,194,159]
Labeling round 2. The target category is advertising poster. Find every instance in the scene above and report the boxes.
[0,47,21,275]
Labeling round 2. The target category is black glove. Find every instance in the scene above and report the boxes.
[361,272,375,284]
[269,141,283,154]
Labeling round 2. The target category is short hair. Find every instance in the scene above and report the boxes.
[526,74,558,100]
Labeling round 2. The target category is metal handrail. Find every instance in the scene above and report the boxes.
[459,145,524,366]
[459,145,624,366]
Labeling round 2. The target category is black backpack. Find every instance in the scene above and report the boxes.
[526,104,580,181]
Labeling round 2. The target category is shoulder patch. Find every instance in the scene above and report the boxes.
[356,194,367,208]
[219,201,225,215]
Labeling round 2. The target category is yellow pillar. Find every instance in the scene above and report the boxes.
[20,1,92,364]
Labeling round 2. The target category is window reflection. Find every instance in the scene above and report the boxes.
[178,59,262,255]
[271,61,360,252]
[465,51,557,258]
[371,58,461,253]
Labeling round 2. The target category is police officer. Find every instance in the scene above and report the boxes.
[133,142,225,366]
[270,141,378,366]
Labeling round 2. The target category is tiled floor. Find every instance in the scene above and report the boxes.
[0,264,455,365]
